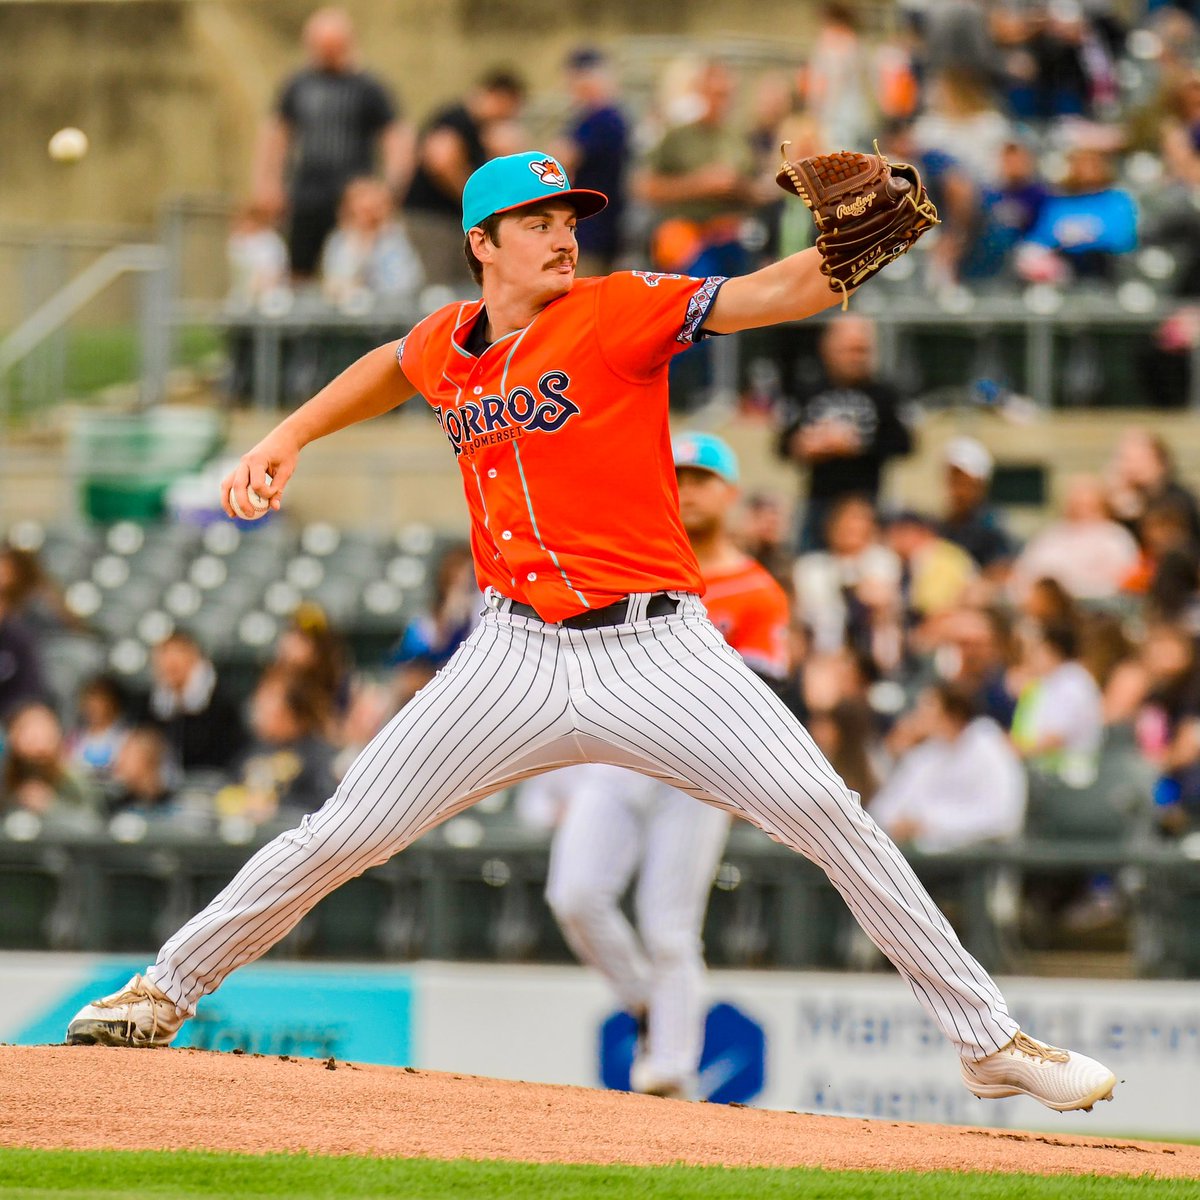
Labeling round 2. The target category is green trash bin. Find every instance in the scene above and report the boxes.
[70,407,225,522]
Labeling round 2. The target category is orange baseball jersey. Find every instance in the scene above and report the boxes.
[702,556,791,680]
[397,270,727,622]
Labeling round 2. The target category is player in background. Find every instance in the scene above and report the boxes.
[67,149,1116,1116]
[539,433,789,1100]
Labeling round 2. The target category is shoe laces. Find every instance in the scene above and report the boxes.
[93,974,166,1039]
[1008,1031,1070,1063]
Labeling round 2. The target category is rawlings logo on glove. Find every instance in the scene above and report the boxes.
[777,143,939,304]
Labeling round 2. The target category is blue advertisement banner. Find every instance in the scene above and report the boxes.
[15,960,414,1066]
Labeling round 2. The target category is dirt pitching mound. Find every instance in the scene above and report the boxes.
[2,1045,1197,1179]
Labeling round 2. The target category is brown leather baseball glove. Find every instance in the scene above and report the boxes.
[777,145,939,304]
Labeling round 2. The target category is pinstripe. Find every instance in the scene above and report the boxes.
[640,610,1010,1052]
[562,605,1011,1054]
[154,617,569,1005]
[629,614,1000,1049]
[660,623,999,1050]
[146,600,1016,1060]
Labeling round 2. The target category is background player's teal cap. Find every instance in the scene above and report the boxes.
[461,151,608,234]
[672,432,739,484]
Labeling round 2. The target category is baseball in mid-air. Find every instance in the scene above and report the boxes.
[48,127,89,163]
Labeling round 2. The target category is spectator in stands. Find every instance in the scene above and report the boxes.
[226,202,290,308]
[218,668,338,824]
[553,48,630,277]
[1019,575,1081,629]
[932,605,1018,729]
[885,509,978,623]
[1016,145,1137,284]
[388,542,478,711]
[1159,73,1200,187]
[793,496,901,657]
[0,546,71,634]
[272,604,352,721]
[253,7,414,279]
[1027,1,1117,121]
[1011,620,1104,779]
[1124,496,1200,621]
[917,0,1000,85]
[776,314,913,551]
[1,701,94,817]
[937,437,1016,578]
[107,726,176,817]
[880,117,977,287]
[67,674,128,781]
[1013,475,1140,603]
[403,69,527,287]
[1081,612,1141,727]
[635,60,760,277]
[805,4,874,150]
[1131,623,1200,835]
[739,492,794,593]
[146,631,246,775]
[870,681,1026,852]
[320,177,423,306]
[1105,427,1200,546]
[913,68,1013,187]
[961,137,1051,281]
[0,577,45,722]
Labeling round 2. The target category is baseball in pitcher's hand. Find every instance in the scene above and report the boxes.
[220,429,299,521]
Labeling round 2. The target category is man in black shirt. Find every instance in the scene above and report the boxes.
[0,595,45,721]
[253,8,413,277]
[403,69,526,287]
[144,632,246,775]
[776,314,913,551]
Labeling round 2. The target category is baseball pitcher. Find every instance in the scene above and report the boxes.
[69,146,1116,1114]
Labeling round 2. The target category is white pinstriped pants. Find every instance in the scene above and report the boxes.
[543,763,731,1085]
[147,595,1019,1060]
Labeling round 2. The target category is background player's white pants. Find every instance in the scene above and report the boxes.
[147,595,1019,1061]
[542,764,730,1086]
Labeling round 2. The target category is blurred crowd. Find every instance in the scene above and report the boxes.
[223,3,1200,306]
[0,537,483,834]
[5,376,1200,871]
[217,2,1200,410]
[10,2,1200,952]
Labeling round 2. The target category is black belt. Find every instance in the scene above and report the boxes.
[506,592,680,629]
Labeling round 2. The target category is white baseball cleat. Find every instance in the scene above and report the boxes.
[65,974,187,1048]
[630,1059,690,1100]
[961,1030,1117,1113]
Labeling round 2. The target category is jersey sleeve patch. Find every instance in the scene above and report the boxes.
[677,276,728,345]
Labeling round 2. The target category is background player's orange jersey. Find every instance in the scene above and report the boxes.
[701,556,790,681]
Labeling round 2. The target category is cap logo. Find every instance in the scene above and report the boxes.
[529,158,567,189]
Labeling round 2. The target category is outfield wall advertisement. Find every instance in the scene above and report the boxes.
[2,954,1196,1138]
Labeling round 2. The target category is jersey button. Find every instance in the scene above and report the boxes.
[527,572,537,582]
[473,386,483,395]
[487,469,497,478]
[501,530,513,540]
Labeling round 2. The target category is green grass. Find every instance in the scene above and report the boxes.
[0,1150,1195,1200]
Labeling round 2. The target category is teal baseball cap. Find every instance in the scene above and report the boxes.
[672,432,739,484]
[461,151,608,234]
